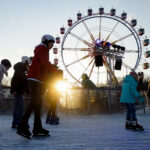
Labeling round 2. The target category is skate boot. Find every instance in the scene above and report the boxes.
[50,116,59,125]
[17,122,32,139]
[125,120,132,129]
[131,120,144,131]
[46,116,51,124]
[33,127,50,136]
[55,116,60,121]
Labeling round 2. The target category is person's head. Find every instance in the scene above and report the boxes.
[130,70,138,80]
[82,73,89,80]
[21,56,30,71]
[1,59,11,70]
[41,34,55,49]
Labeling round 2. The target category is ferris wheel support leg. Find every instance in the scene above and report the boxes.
[103,56,119,86]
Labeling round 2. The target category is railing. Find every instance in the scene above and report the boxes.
[58,88,148,115]
[0,87,149,115]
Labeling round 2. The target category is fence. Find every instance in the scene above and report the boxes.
[0,87,149,115]
[58,88,149,115]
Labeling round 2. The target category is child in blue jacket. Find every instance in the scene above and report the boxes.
[120,70,144,130]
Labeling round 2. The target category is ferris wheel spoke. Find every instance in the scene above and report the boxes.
[105,22,119,42]
[99,17,102,39]
[82,20,95,42]
[122,62,133,70]
[125,50,138,53]
[69,32,92,47]
[111,33,133,45]
[62,48,90,51]
[78,57,95,81]
[89,62,95,78]
[65,55,90,67]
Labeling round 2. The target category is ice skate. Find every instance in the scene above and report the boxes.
[45,116,51,124]
[32,127,50,137]
[17,124,32,139]
[131,121,144,131]
[50,117,59,125]
[125,120,132,129]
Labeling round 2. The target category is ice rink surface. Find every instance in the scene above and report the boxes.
[0,108,150,150]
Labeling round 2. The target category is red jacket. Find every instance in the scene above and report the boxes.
[27,43,57,82]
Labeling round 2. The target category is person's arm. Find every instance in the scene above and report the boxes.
[130,79,144,103]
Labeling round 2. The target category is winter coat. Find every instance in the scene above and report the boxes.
[120,75,144,103]
[27,43,57,83]
[0,64,8,85]
[10,62,28,95]
[81,75,97,89]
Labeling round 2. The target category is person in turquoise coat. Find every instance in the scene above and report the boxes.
[120,70,144,130]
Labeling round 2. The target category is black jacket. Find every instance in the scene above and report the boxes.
[10,62,28,95]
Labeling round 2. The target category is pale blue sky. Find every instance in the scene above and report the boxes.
[0,0,150,81]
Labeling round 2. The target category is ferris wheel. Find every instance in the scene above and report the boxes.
[53,7,150,86]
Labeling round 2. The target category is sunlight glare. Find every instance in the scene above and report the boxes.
[56,81,68,91]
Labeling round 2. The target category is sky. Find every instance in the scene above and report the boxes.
[0,0,150,84]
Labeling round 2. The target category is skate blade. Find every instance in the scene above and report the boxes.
[32,134,50,138]
[17,131,31,139]
[50,122,59,125]
[132,128,144,131]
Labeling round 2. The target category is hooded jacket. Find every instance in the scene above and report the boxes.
[120,75,144,103]
[0,64,8,85]
[10,62,28,95]
[27,43,57,82]
[81,74,97,89]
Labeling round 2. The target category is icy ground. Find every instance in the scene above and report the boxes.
[0,108,150,150]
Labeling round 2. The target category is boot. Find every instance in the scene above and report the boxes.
[131,120,144,131]
[17,121,32,138]
[46,116,51,124]
[50,117,59,125]
[125,120,132,129]
[33,127,50,136]
[33,121,50,136]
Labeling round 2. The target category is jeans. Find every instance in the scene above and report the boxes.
[126,103,137,121]
[12,94,24,126]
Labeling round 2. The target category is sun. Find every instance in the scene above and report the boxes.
[56,81,68,91]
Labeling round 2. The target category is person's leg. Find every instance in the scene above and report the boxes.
[32,82,49,135]
[33,83,43,129]
[51,100,57,119]
[18,95,24,125]
[126,103,131,121]
[22,80,40,122]
[46,100,52,123]
[17,80,38,136]
[125,103,132,129]
[130,103,144,130]
[130,103,137,121]
[12,95,19,128]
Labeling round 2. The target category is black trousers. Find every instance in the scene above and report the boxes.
[23,80,43,128]
[47,99,57,118]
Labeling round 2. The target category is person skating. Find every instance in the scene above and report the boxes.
[46,69,63,125]
[120,70,144,131]
[10,56,30,129]
[17,34,58,138]
[81,73,97,89]
[0,59,11,97]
